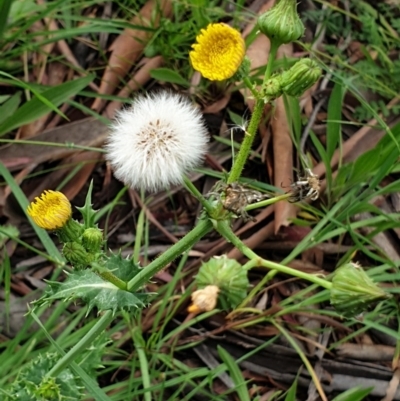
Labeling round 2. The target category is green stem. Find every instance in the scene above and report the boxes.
[183,175,214,215]
[243,76,259,99]
[227,99,263,184]
[127,218,213,291]
[227,41,279,184]
[262,40,279,86]
[46,310,114,378]
[216,220,332,290]
[98,270,127,290]
[245,193,291,211]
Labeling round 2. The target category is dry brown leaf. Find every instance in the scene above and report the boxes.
[0,118,107,171]
[104,55,164,119]
[35,0,99,92]
[203,94,232,114]
[227,220,275,261]
[241,1,275,110]
[21,151,100,204]
[19,62,69,139]
[382,368,400,401]
[314,99,400,179]
[92,0,173,112]
[271,84,297,233]
[51,151,101,201]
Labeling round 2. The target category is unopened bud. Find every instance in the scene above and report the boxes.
[257,0,305,45]
[63,241,91,268]
[280,59,322,97]
[195,255,249,309]
[57,218,84,243]
[188,285,220,314]
[331,262,391,317]
[82,227,103,253]
[261,75,283,102]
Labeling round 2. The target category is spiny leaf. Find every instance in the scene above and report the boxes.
[35,270,148,314]
[76,180,97,229]
[0,353,83,401]
[104,252,142,282]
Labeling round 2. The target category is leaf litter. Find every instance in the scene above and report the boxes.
[2,0,400,400]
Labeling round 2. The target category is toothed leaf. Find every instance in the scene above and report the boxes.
[0,353,83,401]
[34,270,148,314]
[76,180,97,229]
[104,252,141,281]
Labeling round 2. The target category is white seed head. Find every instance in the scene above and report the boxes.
[105,91,208,192]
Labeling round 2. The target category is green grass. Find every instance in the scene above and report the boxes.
[1,0,400,400]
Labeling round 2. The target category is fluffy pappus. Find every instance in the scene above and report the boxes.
[105,91,209,192]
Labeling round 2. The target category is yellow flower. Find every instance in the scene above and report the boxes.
[190,23,245,81]
[27,190,72,230]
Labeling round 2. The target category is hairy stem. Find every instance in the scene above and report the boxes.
[216,220,332,289]
[227,41,279,184]
[183,175,214,215]
[127,218,213,291]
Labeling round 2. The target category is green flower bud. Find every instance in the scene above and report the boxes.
[261,75,283,102]
[82,227,103,253]
[331,262,391,317]
[195,255,249,309]
[280,59,322,97]
[57,218,84,243]
[63,241,92,268]
[257,0,305,45]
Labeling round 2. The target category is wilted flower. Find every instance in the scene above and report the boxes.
[27,190,72,230]
[106,92,208,192]
[188,285,220,314]
[190,23,245,81]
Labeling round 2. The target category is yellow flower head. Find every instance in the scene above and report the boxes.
[27,190,72,230]
[190,23,245,81]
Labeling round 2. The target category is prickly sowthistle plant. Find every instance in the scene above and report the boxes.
[19,1,391,399]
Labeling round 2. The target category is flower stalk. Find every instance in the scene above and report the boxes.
[127,218,213,291]
[227,41,279,184]
[215,220,332,290]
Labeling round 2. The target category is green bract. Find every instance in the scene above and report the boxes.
[279,59,322,97]
[195,255,249,309]
[257,0,305,45]
[63,241,92,268]
[261,75,283,102]
[82,227,104,253]
[331,263,391,317]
